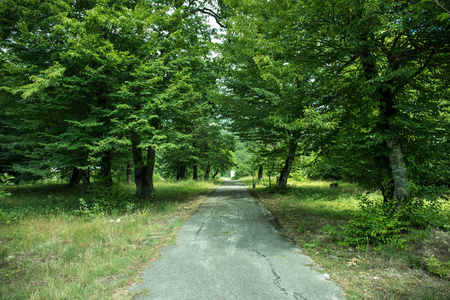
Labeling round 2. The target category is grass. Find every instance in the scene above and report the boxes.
[0,179,223,299]
[241,177,450,300]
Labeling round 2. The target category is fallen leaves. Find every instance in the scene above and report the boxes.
[347,258,360,266]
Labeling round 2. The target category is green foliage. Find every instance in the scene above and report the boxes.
[424,256,450,279]
[222,0,450,209]
[401,196,449,229]
[335,197,409,248]
[74,198,104,220]
[0,173,14,199]
[0,0,218,195]
[0,208,30,225]
[333,194,449,249]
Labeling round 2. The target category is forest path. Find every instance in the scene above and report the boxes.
[130,180,345,300]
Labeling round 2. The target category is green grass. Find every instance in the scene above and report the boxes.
[243,178,368,219]
[241,177,450,300]
[0,179,222,299]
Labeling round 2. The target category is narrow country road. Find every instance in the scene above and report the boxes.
[130,180,346,300]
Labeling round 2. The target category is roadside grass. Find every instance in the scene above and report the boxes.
[0,180,222,299]
[242,177,450,300]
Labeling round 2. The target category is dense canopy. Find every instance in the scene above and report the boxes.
[1,0,448,210]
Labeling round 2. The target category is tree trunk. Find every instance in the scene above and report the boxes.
[258,166,263,181]
[386,137,409,208]
[126,163,132,185]
[132,133,155,198]
[99,152,113,187]
[180,161,186,180]
[376,155,394,203]
[360,51,409,208]
[69,167,81,187]
[278,137,298,188]
[141,146,156,197]
[193,163,198,181]
[176,160,187,181]
[212,169,219,179]
[204,163,211,180]
[81,168,90,193]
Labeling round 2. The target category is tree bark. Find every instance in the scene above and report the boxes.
[278,137,298,188]
[99,152,113,187]
[193,163,198,181]
[360,52,409,208]
[376,155,394,203]
[180,161,186,180]
[69,167,81,187]
[212,169,219,179]
[132,133,155,198]
[69,167,90,192]
[204,163,211,180]
[203,134,210,180]
[258,166,263,181]
[126,163,132,185]
[386,137,409,208]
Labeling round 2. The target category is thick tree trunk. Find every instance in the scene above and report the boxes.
[258,166,263,181]
[69,167,90,192]
[81,168,90,193]
[386,137,409,208]
[132,133,155,198]
[376,155,394,203]
[360,52,409,208]
[69,167,81,187]
[278,137,298,188]
[141,146,156,197]
[176,160,187,180]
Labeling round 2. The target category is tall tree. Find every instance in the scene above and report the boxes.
[222,0,449,208]
[219,0,336,187]
[0,0,216,198]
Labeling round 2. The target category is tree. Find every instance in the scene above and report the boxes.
[296,0,450,207]
[219,0,337,187]
[222,0,450,209]
[0,0,217,198]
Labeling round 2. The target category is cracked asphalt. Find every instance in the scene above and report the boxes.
[130,180,346,299]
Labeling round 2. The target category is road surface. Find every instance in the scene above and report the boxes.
[130,180,346,299]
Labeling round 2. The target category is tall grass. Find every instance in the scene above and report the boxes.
[0,179,222,299]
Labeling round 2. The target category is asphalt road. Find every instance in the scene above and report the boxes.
[130,180,346,300]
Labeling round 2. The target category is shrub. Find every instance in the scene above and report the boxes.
[424,256,450,279]
[335,196,409,249]
[0,173,14,199]
[332,194,448,249]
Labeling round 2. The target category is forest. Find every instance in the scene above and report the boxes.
[0,0,449,298]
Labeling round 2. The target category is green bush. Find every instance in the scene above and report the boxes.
[424,256,450,279]
[0,173,14,199]
[332,194,448,249]
[0,208,32,225]
[401,196,448,229]
[332,196,408,249]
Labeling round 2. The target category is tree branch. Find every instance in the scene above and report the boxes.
[196,8,227,29]
[433,0,450,15]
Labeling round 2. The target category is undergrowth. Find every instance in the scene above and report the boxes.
[241,177,450,299]
[0,179,222,299]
